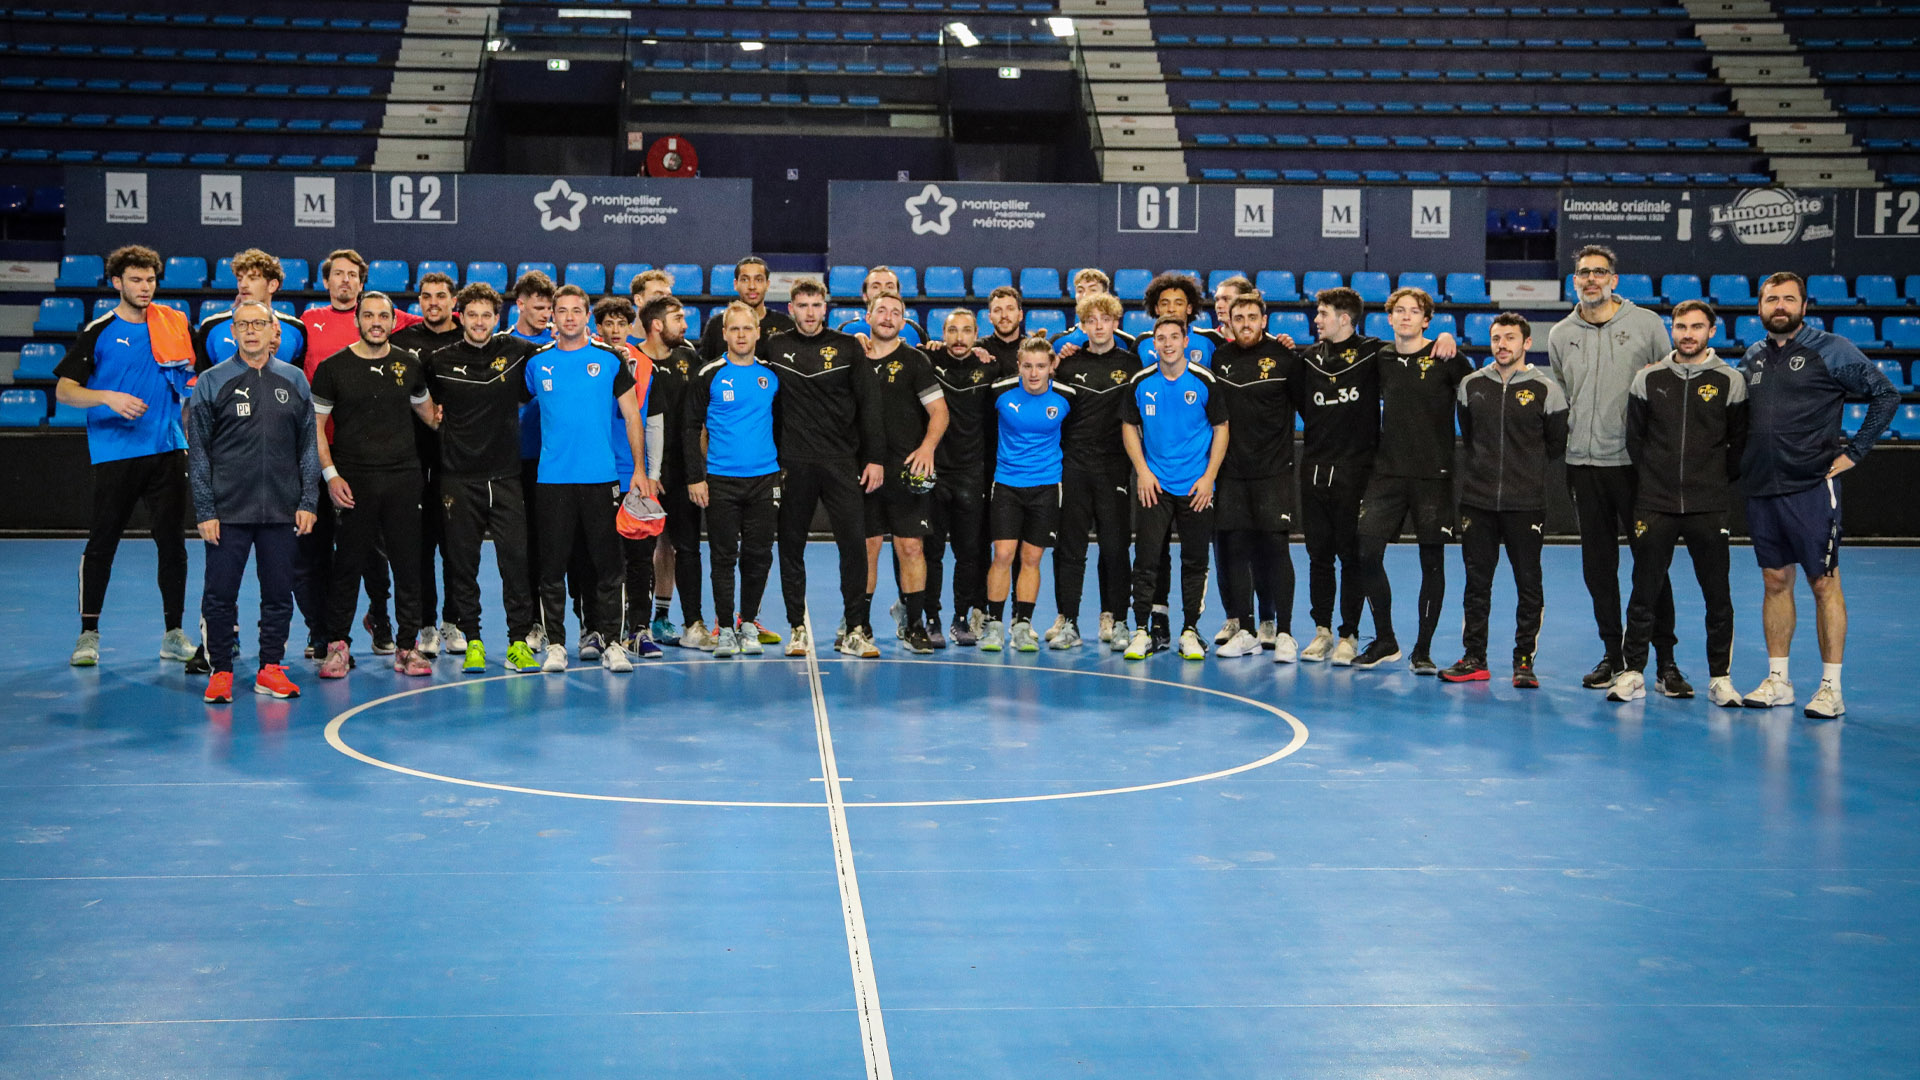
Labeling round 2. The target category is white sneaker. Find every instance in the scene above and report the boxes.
[837,625,880,658]
[600,641,633,672]
[786,625,811,656]
[1049,619,1082,650]
[416,625,441,658]
[889,600,907,640]
[1329,635,1359,666]
[1213,617,1241,646]
[159,627,197,661]
[1178,628,1206,661]
[1216,628,1262,657]
[1272,632,1299,663]
[525,625,548,652]
[1804,682,1845,719]
[71,629,101,667]
[1300,626,1335,662]
[1606,670,1646,702]
[439,621,467,654]
[1010,620,1041,652]
[979,619,1006,652]
[1098,612,1117,643]
[712,627,739,658]
[681,619,716,651]
[541,644,568,673]
[1742,674,1794,708]
[1042,613,1069,643]
[1707,677,1741,708]
[1257,619,1276,648]
[740,625,764,655]
[1123,627,1154,660]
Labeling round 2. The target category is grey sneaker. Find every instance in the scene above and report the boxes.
[1048,619,1082,650]
[949,619,978,647]
[1213,617,1241,646]
[739,625,764,655]
[1111,621,1132,652]
[967,607,986,637]
[1330,635,1359,666]
[712,627,739,658]
[925,622,947,649]
[1010,620,1041,652]
[525,625,549,652]
[438,621,467,654]
[837,625,880,658]
[159,627,196,662]
[889,600,907,640]
[1300,626,1335,662]
[416,625,441,658]
[979,619,1006,652]
[1257,619,1277,648]
[71,630,101,667]
[1098,612,1117,643]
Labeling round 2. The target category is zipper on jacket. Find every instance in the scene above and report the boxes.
[1496,376,1507,510]
[1678,368,1688,515]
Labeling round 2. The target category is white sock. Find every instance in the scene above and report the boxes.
[1822,662,1842,688]
[1769,656,1790,681]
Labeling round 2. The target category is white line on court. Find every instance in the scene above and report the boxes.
[803,616,894,1080]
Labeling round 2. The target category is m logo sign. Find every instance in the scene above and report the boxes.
[1322,189,1361,239]
[105,172,147,224]
[1234,188,1274,238]
[294,177,336,228]
[201,175,243,227]
[1412,189,1452,239]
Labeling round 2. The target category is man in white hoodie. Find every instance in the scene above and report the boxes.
[1547,245,1683,696]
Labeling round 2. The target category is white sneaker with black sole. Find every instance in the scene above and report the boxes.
[1804,683,1844,719]
[417,625,441,659]
[1216,628,1261,657]
[1213,617,1240,646]
[1707,677,1741,707]
[1742,674,1794,708]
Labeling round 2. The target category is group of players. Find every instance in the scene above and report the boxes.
[55,242,1895,719]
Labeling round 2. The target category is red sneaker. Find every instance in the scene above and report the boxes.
[203,671,234,704]
[394,648,433,677]
[254,664,300,699]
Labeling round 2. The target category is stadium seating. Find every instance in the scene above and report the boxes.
[163,257,207,289]
[663,264,704,293]
[923,267,966,299]
[1809,274,1859,307]
[0,388,48,426]
[515,262,559,287]
[33,297,83,333]
[612,264,652,293]
[48,400,90,428]
[416,261,459,288]
[566,263,609,295]
[14,342,65,380]
[972,267,1013,296]
[1886,317,1920,350]
[1019,268,1063,300]
[55,255,102,288]
[1026,309,1068,336]
[467,262,509,293]
[1838,316,1886,350]
[1256,271,1300,303]
[366,260,409,293]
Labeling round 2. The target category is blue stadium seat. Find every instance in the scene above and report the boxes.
[1873,358,1907,389]
[155,300,189,318]
[827,265,867,299]
[972,267,1013,296]
[1255,270,1299,303]
[1856,275,1902,307]
[1661,274,1704,304]
[515,262,559,287]
[367,260,409,293]
[923,266,966,299]
[1895,404,1920,440]
[1364,313,1392,339]
[1122,311,1154,337]
[33,297,83,333]
[1883,316,1920,349]
[662,264,704,293]
[198,300,227,323]
[1301,270,1342,298]
[280,258,310,291]
[1465,312,1499,348]
[1268,311,1311,341]
[1396,272,1439,298]
[93,298,118,320]
[565,263,608,294]
[708,265,738,298]
[15,343,65,380]
[1709,320,1736,351]
[273,302,295,319]
[1207,270,1249,294]
[925,307,962,335]
[1113,269,1153,302]
[467,262,509,293]
[49,400,91,428]
[1808,274,1857,306]
[1617,274,1659,304]
[416,261,459,288]
[1709,274,1753,307]
[1736,315,1766,347]
[612,263,653,293]
[1025,309,1068,336]
[1019,267,1063,300]
[56,255,103,288]
[1430,314,1458,340]
[210,258,239,291]
[1842,403,1868,437]
[1350,272,1391,304]
[829,306,865,329]
[1835,316,1884,349]
[1446,273,1491,305]
[0,388,46,428]
[163,256,207,289]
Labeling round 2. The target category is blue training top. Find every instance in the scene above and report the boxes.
[511,324,556,461]
[1120,364,1225,497]
[524,339,635,485]
[992,377,1072,487]
[54,312,190,464]
[687,356,781,480]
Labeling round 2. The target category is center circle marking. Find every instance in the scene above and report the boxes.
[325,658,1310,809]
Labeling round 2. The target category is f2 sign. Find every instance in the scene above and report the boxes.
[1855,190,1920,238]
[374,174,460,224]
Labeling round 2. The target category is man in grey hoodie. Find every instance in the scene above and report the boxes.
[1547,245,1684,695]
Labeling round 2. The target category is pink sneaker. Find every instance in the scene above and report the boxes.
[394,648,433,677]
[317,641,352,679]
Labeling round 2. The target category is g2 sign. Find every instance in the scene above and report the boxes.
[374,175,459,224]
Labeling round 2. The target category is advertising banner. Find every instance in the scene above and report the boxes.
[1555,186,1839,278]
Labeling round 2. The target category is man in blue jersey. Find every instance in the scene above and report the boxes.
[187,301,320,704]
[1136,273,1215,369]
[979,335,1074,653]
[191,248,306,370]
[1120,316,1229,661]
[1736,271,1899,719]
[55,245,198,668]
[686,302,782,658]
[509,270,558,644]
[524,285,648,674]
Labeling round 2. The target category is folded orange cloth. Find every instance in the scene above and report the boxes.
[146,302,195,368]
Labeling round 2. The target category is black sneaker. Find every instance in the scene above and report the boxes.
[925,622,947,649]
[903,624,935,655]
[1655,663,1694,698]
[1408,651,1438,676]
[184,644,212,675]
[362,613,397,656]
[1513,655,1540,689]
[1581,655,1621,689]
[1149,616,1171,656]
[1352,638,1403,670]
[1439,657,1490,682]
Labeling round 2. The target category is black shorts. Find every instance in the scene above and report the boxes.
[1747,480,1841,581]
[990,482,1062,548]
[1358,474,1457,543]
[865,478,933,539]
[1214,473,1295,533]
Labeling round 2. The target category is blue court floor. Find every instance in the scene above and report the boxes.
[1,537,1916,1079]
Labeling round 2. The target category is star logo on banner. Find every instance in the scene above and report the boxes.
[534,179,587,232]
[904,183,958,236]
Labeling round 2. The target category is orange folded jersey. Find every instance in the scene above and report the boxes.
[616,489,666,539]
[145,303,195,369]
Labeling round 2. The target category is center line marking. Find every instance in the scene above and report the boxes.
[803,616,893,1080]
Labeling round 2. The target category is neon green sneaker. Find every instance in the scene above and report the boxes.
[505,640,539,673]
[462,640,487,674]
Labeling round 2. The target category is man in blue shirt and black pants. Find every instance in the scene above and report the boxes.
[1120,315,1229,661]
[54,245,197,668]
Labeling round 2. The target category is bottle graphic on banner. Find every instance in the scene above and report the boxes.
[1676,207,1693,243]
